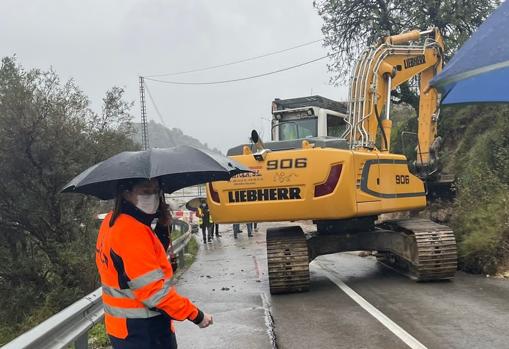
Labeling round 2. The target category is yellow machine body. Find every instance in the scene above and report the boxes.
[206,29,458,291]
[208,146,425,223]
[208,28,444,225]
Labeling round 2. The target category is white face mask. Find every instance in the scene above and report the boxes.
[135,194,159,214]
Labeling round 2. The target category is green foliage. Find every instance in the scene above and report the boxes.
[89,322,111,348]
[452,168,508,274]
[389,104,418,160]
[314,0,499,107]
[0,56,138,344]
[184,236,199,269]
[440,105,509,273]
[388,103,509,274]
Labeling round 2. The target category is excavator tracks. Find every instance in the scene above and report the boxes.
[266,226,310,294]
[378,218,458,281]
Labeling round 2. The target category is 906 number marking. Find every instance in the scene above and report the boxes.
[267,158,307,170]
[395,175,410,184]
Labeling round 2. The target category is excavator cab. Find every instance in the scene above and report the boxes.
[271,95,348,141]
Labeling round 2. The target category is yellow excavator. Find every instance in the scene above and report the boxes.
[207,28,457,294]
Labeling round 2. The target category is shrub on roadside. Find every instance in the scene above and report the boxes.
[441,105,509,274]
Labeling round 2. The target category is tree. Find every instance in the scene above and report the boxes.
[0,56,138,343]
[314,0,499,108]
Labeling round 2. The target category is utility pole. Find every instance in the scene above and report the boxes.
[139,76,149,150]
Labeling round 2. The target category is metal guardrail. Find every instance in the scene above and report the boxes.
[172,221,193,267]
[2,289,104,349]
[3,220,193,349]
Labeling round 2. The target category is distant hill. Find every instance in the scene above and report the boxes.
[133,120,222,154]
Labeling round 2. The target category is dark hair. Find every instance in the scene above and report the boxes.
[109,191,124,227]
[109,179,141,227]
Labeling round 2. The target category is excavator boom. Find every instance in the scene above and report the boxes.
[347,28,444,171]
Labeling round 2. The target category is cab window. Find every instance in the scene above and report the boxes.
[327,114,347,138]
[278,117,317,140]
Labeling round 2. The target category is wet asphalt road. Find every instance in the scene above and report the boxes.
[175,223,509,349]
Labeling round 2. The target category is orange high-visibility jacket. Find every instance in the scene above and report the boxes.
[96,211,203,339]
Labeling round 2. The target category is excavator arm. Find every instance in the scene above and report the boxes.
[347,28,445,174]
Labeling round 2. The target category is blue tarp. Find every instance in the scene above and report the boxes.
[430,1,509,105]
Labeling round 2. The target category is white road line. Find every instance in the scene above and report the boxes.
[315,261,428,349]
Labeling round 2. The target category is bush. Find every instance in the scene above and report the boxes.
[452,168,509,273]
[441,105,509,274]
[89,322,111,349]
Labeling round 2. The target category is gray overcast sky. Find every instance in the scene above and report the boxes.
[0,0,348,152]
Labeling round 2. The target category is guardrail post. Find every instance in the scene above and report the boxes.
[75,332,88,349]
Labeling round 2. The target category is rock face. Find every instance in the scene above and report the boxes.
[133,121,222,153]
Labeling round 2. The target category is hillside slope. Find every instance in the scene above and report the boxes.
[440,104,509,274]
[391,104,509,275]
[133,120,222,153]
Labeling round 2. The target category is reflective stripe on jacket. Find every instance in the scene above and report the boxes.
[197,208,203,225]
[96,212,203,340]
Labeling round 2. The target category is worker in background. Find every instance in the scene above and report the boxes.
[96,179,213,348]
[233,223,242,238]
[197,205,203,238]
[246,222,254,238]
[209,212,215,239]
[206,211,221,239]
[197,202,213,243]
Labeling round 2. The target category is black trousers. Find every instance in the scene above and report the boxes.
[201,224,212,242]
[109,315,177,349]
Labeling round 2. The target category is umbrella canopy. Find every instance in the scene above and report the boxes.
[185,197,207,212]
[430,1,509,105]
[61,145,248,200]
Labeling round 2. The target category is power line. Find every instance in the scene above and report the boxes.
[145,39,322,78]
[144,82,169,128]
[144,54,330,86]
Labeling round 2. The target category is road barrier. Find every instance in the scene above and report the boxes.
[171,220,193,267]
[3,220,192,349]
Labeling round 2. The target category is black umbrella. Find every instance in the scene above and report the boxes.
[185,197,207,212]
[61,145,248,200]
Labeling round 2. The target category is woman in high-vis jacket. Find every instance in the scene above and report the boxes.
[96,178,213,348]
